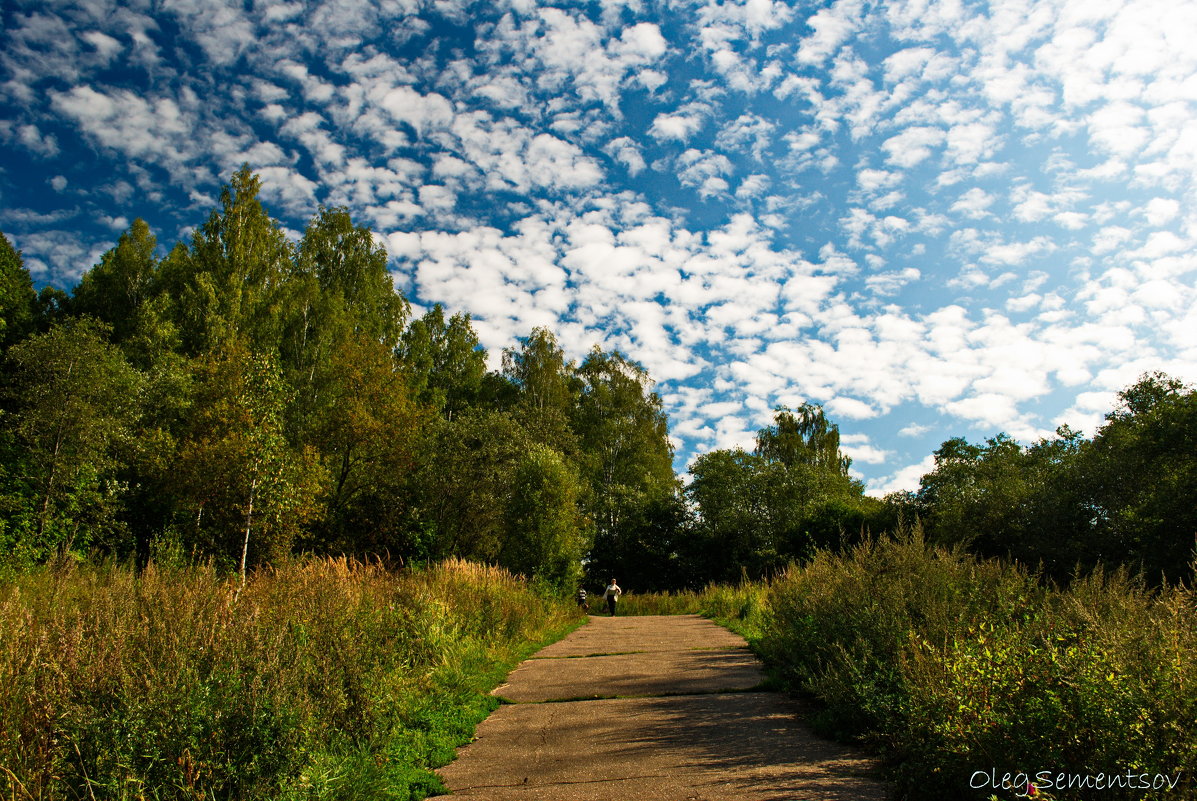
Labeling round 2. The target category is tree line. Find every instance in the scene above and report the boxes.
[2,167,1193,588]
[906,372,1197,584]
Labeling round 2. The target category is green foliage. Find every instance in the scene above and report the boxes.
[501,443,590,589]
[71,219,161,350]
[0,558,582,801]
[917,373,1197,584]
[160,166,294,356]
[297,335,428,557]
[172,349,325,577]
[587,491,695,591]
[1079,373,1197,583]
[687,449,795,580]
[282,207,409,435]
[572,348,679,588]
[0,319,143,564]
[410,409,533,563]
[685,405,878,583]
[501,327,578,454]
[755,403,852,477]
[759,530,1197,799]
[293,206,407,349]
[397,304,486,420]
[0,230,37,349]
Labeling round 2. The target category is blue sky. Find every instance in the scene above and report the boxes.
[3,0,1196,494]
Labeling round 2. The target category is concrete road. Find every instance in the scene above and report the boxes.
[437,614,889,800]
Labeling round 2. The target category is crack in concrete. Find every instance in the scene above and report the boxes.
[453,772,675,791]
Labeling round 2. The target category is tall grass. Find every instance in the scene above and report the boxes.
[0,557,581,801]
[614,590,703,616]
[612,584,767,639]
[761,529,1197,800]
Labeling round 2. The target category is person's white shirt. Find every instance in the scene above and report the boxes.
[603,581,622,599]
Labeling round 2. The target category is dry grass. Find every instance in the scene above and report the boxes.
[762,529,1197,800]
[0,557,581,800]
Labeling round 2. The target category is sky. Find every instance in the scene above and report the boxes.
[2,0,1196,495]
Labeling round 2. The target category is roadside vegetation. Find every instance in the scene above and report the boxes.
[763,529,1196,800]
[0,557,580,800]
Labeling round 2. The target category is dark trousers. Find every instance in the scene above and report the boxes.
[607,597,617,616]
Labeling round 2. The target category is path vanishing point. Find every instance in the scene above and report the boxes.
[437,614,890,800]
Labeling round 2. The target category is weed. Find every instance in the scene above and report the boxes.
[0,557,581,800]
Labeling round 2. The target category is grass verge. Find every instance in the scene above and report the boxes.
[760,529,1197,801]
[0,557,582,801]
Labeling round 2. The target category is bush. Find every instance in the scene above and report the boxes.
[759,527,1197,800]
[0,557,581,800]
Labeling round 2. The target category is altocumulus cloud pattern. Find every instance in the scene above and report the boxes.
[2,0,1196,492]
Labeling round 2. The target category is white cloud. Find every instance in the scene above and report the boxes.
[677,149,733,197]
[698,0,795,41]
[867,454,936,496]
[17,124,60,158]
[951,187,994,219]
[479,10,665,110]
[11,0,1197,496]
[796,0,861,65]
[866,267,919,296]
[1143,197,1180,226]
[47,86,225,187]
[716,113,776,160]
[882,126,945,168]
[649,107,707,142]
[736,173,769,199]
[604,136,646,176]
[827,396,877,420]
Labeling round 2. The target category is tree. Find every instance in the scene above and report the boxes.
[293,207,407,348]
[572,348,678,585]
[687,449,792,582]
[1079,372,1197,583]
[0,319,143,562]
[500,443,590,588]
[299,334,428,557]
[282,207,409,428]
[589,491,695,591]
[72,219,159,343]
[755,403,853,477]
[686,406,871,583]
[0,231,36,349]
[397,304,487,420]
[502,327,578,453]
[173,349,324,581]
[159,166,294,356]
[410,409,535,563]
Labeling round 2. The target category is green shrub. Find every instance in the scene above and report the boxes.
[0,557,581,800]
[759,528,1197,800]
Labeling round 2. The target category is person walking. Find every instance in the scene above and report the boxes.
[576,586,589,612]
[602,578,622,616]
